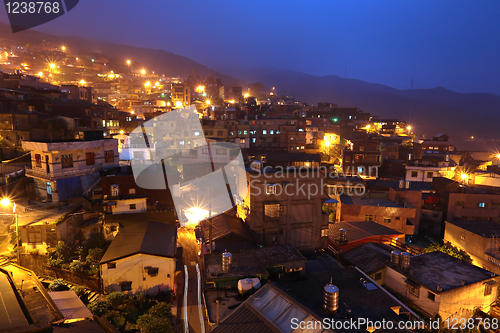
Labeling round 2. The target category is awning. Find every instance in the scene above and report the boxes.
[484,280,498,286]
[324,198,339,204]
[405,279,421,289]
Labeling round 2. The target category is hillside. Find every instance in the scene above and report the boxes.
[1,22,499,151]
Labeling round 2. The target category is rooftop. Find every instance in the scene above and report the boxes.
[446,220,500,238]
[278,260,414,332]
[205,244,305,280]
[100,220,177,263]
[340,196,400,207]
[393,251,496,293]
[199,213,254,243]
[210,283,333,333]
[341,242,394,274]
[329,221,403,244]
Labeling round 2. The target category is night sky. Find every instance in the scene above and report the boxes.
[1,0,499,94]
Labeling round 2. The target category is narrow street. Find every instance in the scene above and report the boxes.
[177,227,206,333]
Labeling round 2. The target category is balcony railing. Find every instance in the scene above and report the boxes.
[26,163,104,181]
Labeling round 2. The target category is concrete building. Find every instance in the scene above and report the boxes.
[237,167,330,251]
[342,138,381,177]
[444,220,500,275]
[384,251,498,320]
[100,221,177,295]
[23,138,119,202]
[340,196,416,234]
[405,161,455,183]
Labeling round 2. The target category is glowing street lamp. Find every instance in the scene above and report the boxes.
[49,63,55,69]
[79,79,86,85]
[141,69,146,75]
[61,46,66,51]
[229,100,235,104]
[119,130,124,135]
[196,85,205,93]
[126,60,131,65]
[460,173,468,181]
[244,93,249,98]
[144,81,151,88]
[497,154,500,159]
[184,207,209,226]
[175,101,183,108]
[1,198,19,264]
[407,125,412,131]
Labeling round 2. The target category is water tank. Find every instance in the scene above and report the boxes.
[399,180,404,189]
[401,252,411,270]
[339,228,347,243]
[405,180,410,189]
[391,250,401,266]
[324,284,339,312]
[222,251,232,273]
[237,278,261,294]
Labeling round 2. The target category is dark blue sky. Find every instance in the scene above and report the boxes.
[2,0,499,94]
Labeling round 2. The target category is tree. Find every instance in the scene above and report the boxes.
[136,315,173,333]
[48,279,68,291]
[88,299,110,317]
[424,242,472,263]
[86,248,104,264]
[69,260,86,274]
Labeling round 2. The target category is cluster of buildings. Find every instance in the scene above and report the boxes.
[0,37,500,332]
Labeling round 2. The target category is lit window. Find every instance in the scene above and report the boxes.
[266,184,277,195]
[129,188,136,195]
[478,202,486,208]
[111,184,119,197]
[321,229,328,237]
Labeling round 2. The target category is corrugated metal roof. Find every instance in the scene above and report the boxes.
[100,221,177,263]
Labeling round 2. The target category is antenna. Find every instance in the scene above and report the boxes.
[410,77,414,89]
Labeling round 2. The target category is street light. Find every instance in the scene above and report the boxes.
[1,199,19,264]
[407,125,412,131]
[460,173,468,181]
[126,60,131,65]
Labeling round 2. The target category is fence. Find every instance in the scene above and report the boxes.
[19,254,101,291]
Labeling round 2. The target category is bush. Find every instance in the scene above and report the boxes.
[107,292,127,309]
[148,302,171,318]
[71,285,86,297]
[136,314,173,333]
[88,299,110,317]
[69,260,86,274]
[48,279,68,291]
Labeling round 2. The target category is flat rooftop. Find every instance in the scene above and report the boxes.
[446,220,500,238]
[340,196,400,207]
[278,263,412,332]
[330,221,402,243]
[341,242,394,275]
[205,244,305,279]
[393,251,495,292]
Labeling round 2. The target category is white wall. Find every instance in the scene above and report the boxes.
[111,198,147,214]
[101,253,176,296]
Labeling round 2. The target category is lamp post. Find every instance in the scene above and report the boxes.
[1,199,18,264]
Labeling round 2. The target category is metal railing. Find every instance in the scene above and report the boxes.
[25,163,103,181]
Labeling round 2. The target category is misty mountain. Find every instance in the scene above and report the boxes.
[218,67,500,150]
[1,22,498,151]
[0,22,245,86]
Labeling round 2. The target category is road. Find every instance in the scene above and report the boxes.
[177,227,206,333]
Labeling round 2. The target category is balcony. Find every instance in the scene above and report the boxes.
[26,163,103,181]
